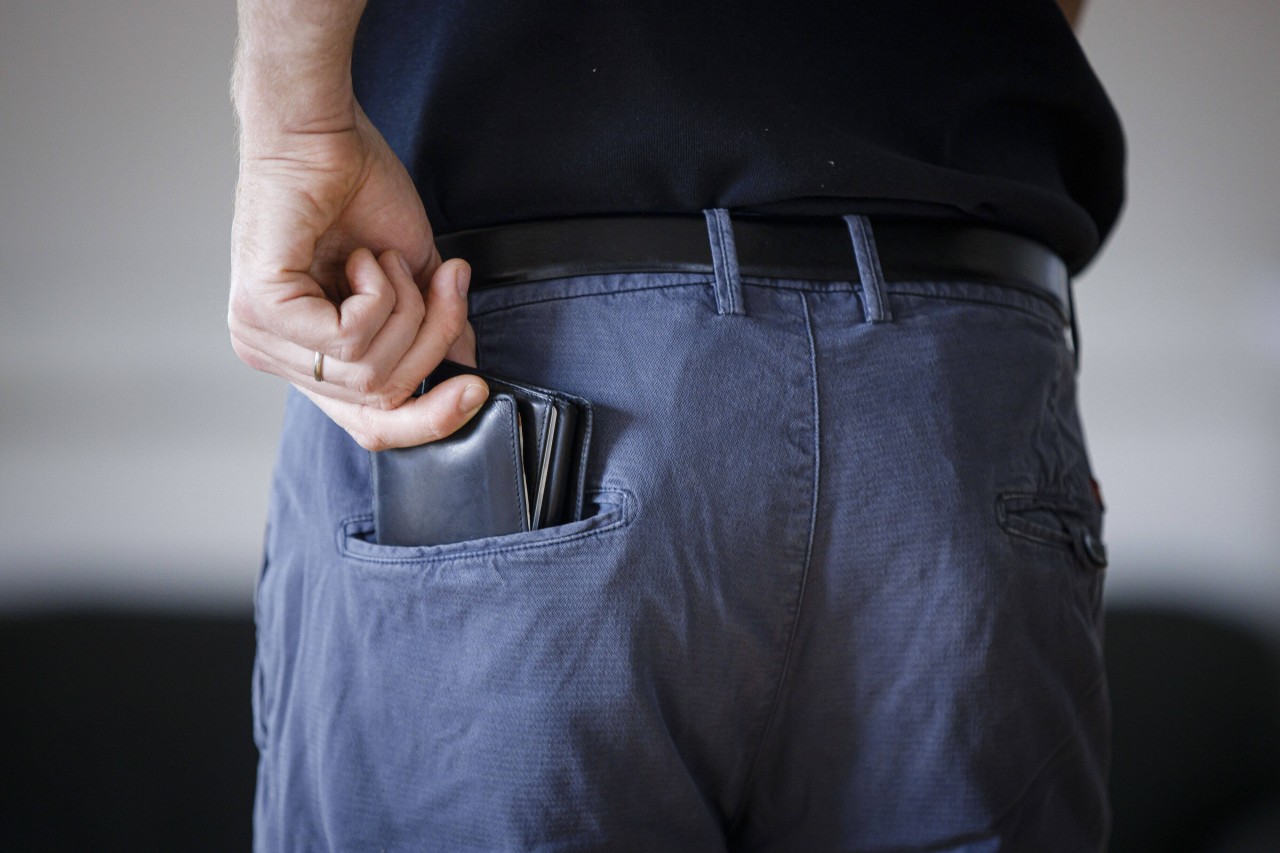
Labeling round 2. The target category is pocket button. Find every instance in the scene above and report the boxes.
[1079,530,1109,569]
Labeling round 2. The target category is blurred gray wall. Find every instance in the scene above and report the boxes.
[1073,0,1280,635]
[2,1,1278,628]
[0,1,276,609]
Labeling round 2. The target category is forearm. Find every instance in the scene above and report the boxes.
[232,0,367,137]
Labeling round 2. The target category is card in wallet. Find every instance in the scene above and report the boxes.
[371,361,593,547]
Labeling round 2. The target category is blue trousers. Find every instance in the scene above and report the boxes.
[253,215,1110,851]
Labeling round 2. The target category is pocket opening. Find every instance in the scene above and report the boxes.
[338,487,633,566]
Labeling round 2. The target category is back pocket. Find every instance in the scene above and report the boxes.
[338,487,634,578]
[996,491,1108,572]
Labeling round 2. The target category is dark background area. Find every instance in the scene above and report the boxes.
[1,613,256,851]
[3,605,1278,852]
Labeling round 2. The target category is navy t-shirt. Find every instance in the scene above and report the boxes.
[353,0,1124,273]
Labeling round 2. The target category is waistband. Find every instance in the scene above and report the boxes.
[439,212,1081,371]
[435,214,1071,324]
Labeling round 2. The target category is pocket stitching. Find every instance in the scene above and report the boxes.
[338,488,634,565]
[892,282,1065,332]
[996,491,1104,568]
[469,279,712,320]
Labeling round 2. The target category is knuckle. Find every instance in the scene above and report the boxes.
[331,334,370,364]
[227,289,258,328]
[349,364,383,396]
[370,389,403,411]
[402,296,426,325]
[330,340,358,363]
[229,337,265,372]
[377,278,401,306]
[422,405,448,442]
[349,411,388,452]
[226,313,252,346]
[354,432,387,452]
[376,378,416,410]
[440,309,467,343]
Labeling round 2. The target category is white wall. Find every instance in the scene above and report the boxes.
[2,1,1277,629]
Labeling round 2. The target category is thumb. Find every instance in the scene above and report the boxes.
[297,374,490,451]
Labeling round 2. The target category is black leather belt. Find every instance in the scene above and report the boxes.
[436,215,1071,325]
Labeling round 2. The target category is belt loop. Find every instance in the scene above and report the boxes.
[843,214,892,323]
[704,208,745,316]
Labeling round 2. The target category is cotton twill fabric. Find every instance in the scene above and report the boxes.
[253,267,1109,851]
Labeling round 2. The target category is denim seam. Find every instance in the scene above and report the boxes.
[734,277,1063,327]
[469,276,1059,324]
[996,492,1097,543]
[337,488,634,565]
[1000,519,1076,550]
[468,280,713,320]
[893,289,1064,329]
[729,291,821,833]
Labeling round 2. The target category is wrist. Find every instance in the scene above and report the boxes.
[232,0,366,136]
[233,62,357,140]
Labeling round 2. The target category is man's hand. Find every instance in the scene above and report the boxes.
[229,0,487,451]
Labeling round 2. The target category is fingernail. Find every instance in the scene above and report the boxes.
[396,251,413,279]
[459,382,487,415]
[455,263,471,298]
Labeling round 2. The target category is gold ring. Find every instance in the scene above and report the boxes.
[313,351,325,383]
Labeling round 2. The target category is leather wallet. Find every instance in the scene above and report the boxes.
[371,361,593,547]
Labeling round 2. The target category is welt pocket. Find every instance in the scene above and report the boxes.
[337,487,633,568]
[996,491,1108,570]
